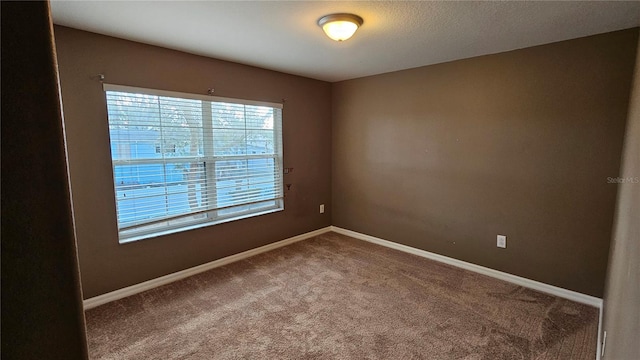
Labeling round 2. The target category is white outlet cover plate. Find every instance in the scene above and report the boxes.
[497,235,507,248]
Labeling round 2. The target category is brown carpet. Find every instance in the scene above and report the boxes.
[85,232,598,359]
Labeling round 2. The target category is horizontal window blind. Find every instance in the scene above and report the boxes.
[104,84,284,241]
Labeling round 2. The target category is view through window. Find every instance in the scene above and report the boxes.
[104,84,284,242]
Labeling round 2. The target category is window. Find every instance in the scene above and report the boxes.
[104,84,284,243]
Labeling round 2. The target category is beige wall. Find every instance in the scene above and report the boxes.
[332,29,638,297]
[602,36,640,360]
[54,26,332,298]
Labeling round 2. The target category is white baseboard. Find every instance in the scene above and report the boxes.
[330,226,603,309]
[85,224,603,310]
[83,226,333,310]
[596,307,603,360]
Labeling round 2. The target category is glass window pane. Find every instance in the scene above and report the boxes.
[213,129,247,156]
[245,105,274,130]
[246,130,275,154]
[215,160,247,207]
[160,97,204,158]
[211,102,245,129]
[113,162,205,227]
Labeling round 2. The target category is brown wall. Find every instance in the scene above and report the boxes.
[602,36,640,359]
[332,29,638,297]
[1,3,87,358]
[54,26,332,298]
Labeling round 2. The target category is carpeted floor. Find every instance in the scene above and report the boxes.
[85,232,598,359]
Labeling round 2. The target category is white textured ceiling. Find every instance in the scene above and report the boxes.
[50,1,640,82]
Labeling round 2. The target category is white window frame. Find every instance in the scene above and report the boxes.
[103,84,284,243]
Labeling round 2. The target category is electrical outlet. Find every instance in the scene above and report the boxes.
[497,235,507,248]
[320,204,325,214]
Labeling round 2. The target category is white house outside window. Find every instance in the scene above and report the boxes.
[104,84,284,243]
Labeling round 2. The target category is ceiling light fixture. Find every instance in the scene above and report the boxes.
[318,13,363,42]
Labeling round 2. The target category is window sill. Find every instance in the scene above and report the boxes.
[118,206,283,244]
